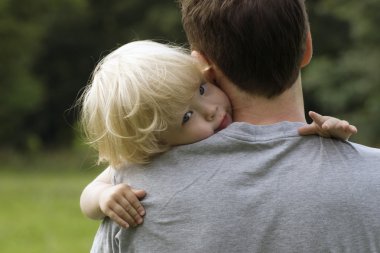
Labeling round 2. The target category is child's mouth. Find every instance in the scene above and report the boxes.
[215,114,232,133]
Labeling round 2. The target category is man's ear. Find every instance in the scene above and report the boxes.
[301,31,313,68]
[191,51,217,84]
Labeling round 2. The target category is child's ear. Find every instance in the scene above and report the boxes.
[301,31,313,68]
[191,51,217,85]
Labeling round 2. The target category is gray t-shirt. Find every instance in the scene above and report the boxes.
[91,122,380,253]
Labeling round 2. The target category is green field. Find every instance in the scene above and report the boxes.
[0,150,104,253]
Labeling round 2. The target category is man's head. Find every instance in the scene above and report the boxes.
[180,0,310,98]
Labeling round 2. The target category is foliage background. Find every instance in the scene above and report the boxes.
[1,0,379,151]
[0,0,379,252]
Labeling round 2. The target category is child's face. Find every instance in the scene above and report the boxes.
[162,82,232,146]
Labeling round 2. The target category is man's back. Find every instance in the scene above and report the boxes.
[92,122,380,253]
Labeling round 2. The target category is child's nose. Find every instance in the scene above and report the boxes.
[203,103,218,121]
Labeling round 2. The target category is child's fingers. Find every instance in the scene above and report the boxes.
[348,124,358,134]
[109,203,136,228]
[102,184,145,227]
[123,189,145,218]
[323,119,357,134]
[321,118,342,131]
[115,197,143,226]
[298,123,319,136]
[340,121,357,134]
[339,124,357,140]
[308,111,328,128]
[325,120,358,140]
[301,111,357,141]
[122,187,145,221]
[131,189,147,216]
[107,208,131,228]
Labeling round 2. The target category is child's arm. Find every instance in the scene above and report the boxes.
[80,167,146,228]
[298,111,358,140]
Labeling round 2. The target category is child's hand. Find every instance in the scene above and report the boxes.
[99,184,146,228]
[298,111,358,141]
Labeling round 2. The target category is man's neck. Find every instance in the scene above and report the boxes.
[222,75,306,125]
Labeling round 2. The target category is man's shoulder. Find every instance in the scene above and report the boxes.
[325,140,380,161]
[349,141,380,155]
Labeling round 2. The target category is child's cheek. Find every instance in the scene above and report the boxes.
[195,128,215,142]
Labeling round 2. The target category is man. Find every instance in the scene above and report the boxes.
[91,0,380,252]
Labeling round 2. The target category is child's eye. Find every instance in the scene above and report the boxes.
[199,84,206,95]
[182,111,193,124]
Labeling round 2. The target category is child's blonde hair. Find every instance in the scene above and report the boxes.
[80,40,202,167]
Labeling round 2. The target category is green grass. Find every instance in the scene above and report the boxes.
[0,149,105,253]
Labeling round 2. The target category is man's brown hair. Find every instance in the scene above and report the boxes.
[180,0,309,98]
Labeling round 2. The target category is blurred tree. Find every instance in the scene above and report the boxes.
[32,0,185,148]
[0,0,49,149]
[303,0,380,146]
[0,0,379,151]
[0,0,184,151]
